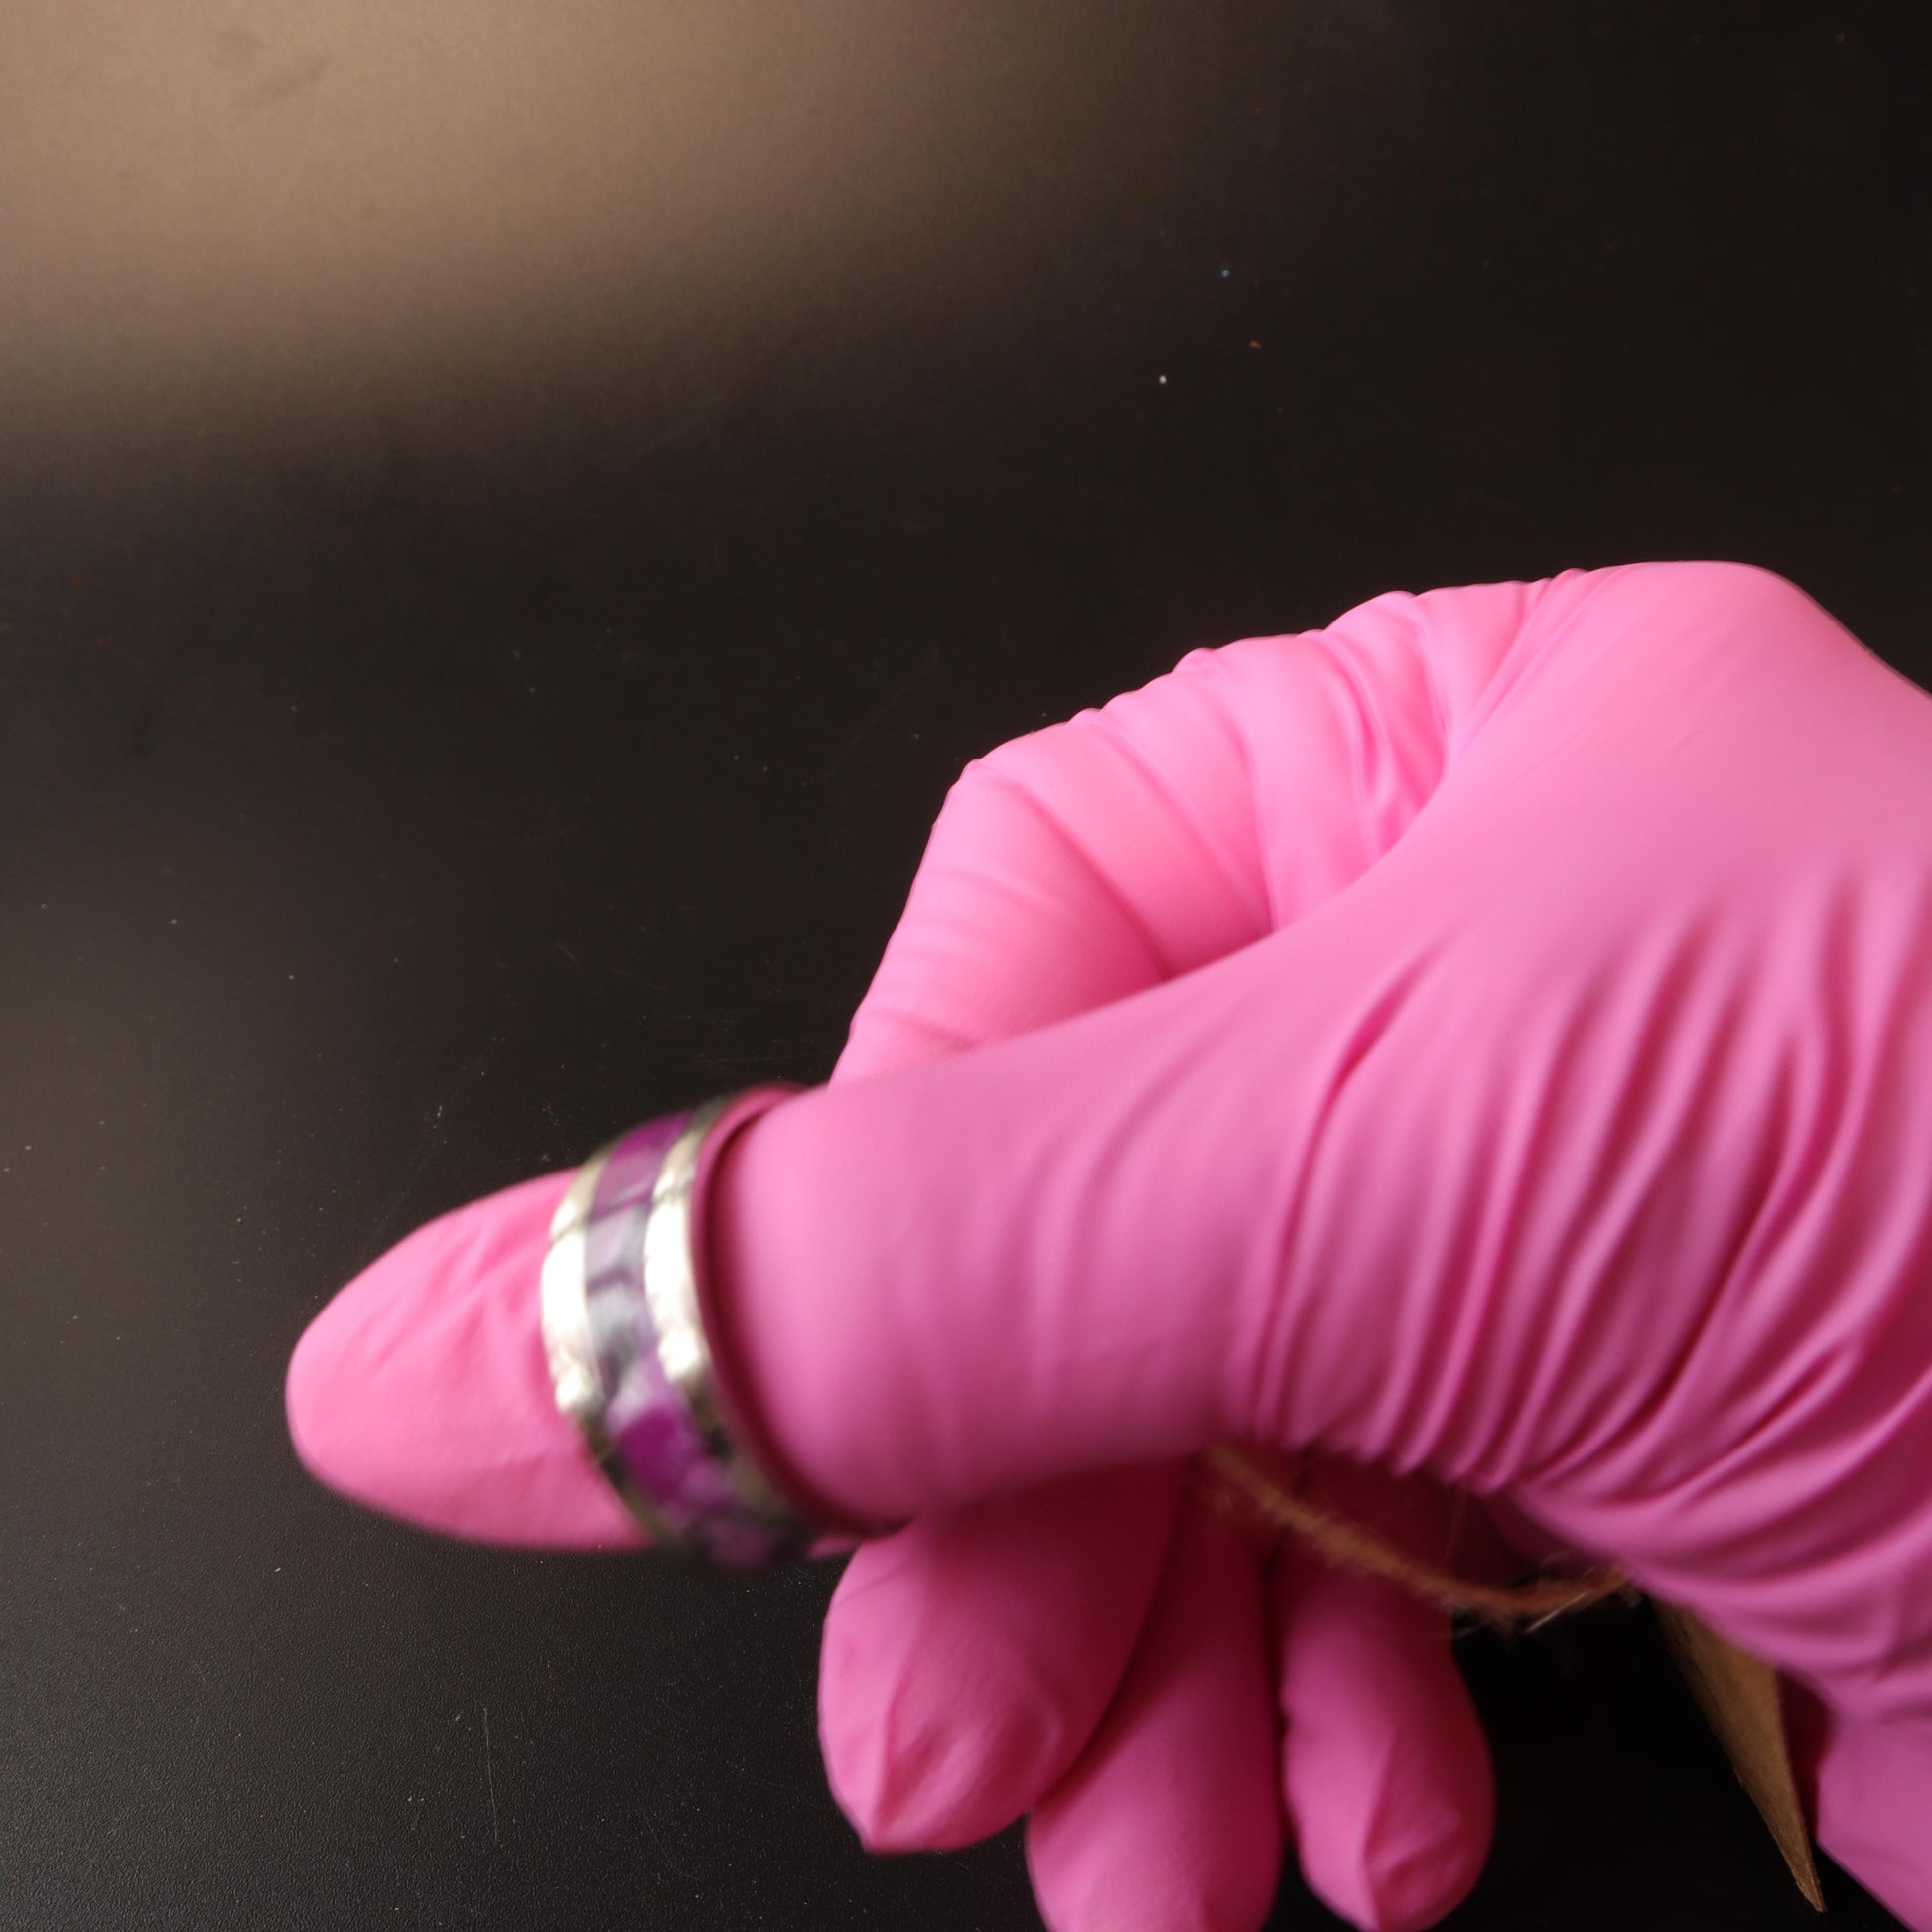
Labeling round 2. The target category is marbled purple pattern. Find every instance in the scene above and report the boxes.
[582,1113,801,1566]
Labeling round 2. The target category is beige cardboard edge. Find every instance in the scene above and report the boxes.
[1653,1602,1824,1911]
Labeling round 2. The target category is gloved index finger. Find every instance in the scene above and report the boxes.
[837,575,1549,1081]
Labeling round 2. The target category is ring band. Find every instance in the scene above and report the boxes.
[540,1086,820,1566]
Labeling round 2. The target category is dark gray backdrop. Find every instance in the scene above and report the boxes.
[2,3,1926,1926]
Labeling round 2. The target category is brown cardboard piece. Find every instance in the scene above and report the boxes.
[1206,1449,1823,1908]
[1654,1603,1824,1910]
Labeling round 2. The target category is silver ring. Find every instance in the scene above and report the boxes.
[540,1087,818,1566]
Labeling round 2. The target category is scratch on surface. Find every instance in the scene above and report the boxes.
[634,1800,711,1901]
[483,1705,499,1846]
[361,1103,448,1258]
[825,645,941,774]
[515,824,581,851]
[354,1031,509,1261]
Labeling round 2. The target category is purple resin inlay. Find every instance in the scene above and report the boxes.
[576,1110,802,1566]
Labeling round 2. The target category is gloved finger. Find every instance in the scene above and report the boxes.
[286,572,1547,1548]
[835,574,1544,1079]
[285,1170,643,1548]
[1025,1483,1283,1932]
[818,1464,1184,1851]
[1269,1461,1494,1932]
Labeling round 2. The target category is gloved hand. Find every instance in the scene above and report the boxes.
[289,561,1932,1932]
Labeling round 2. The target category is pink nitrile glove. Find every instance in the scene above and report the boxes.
[288,567,1518,1930]
[286,561,1932,1931]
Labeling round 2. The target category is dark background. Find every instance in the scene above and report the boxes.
[3,2,1927,1926]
